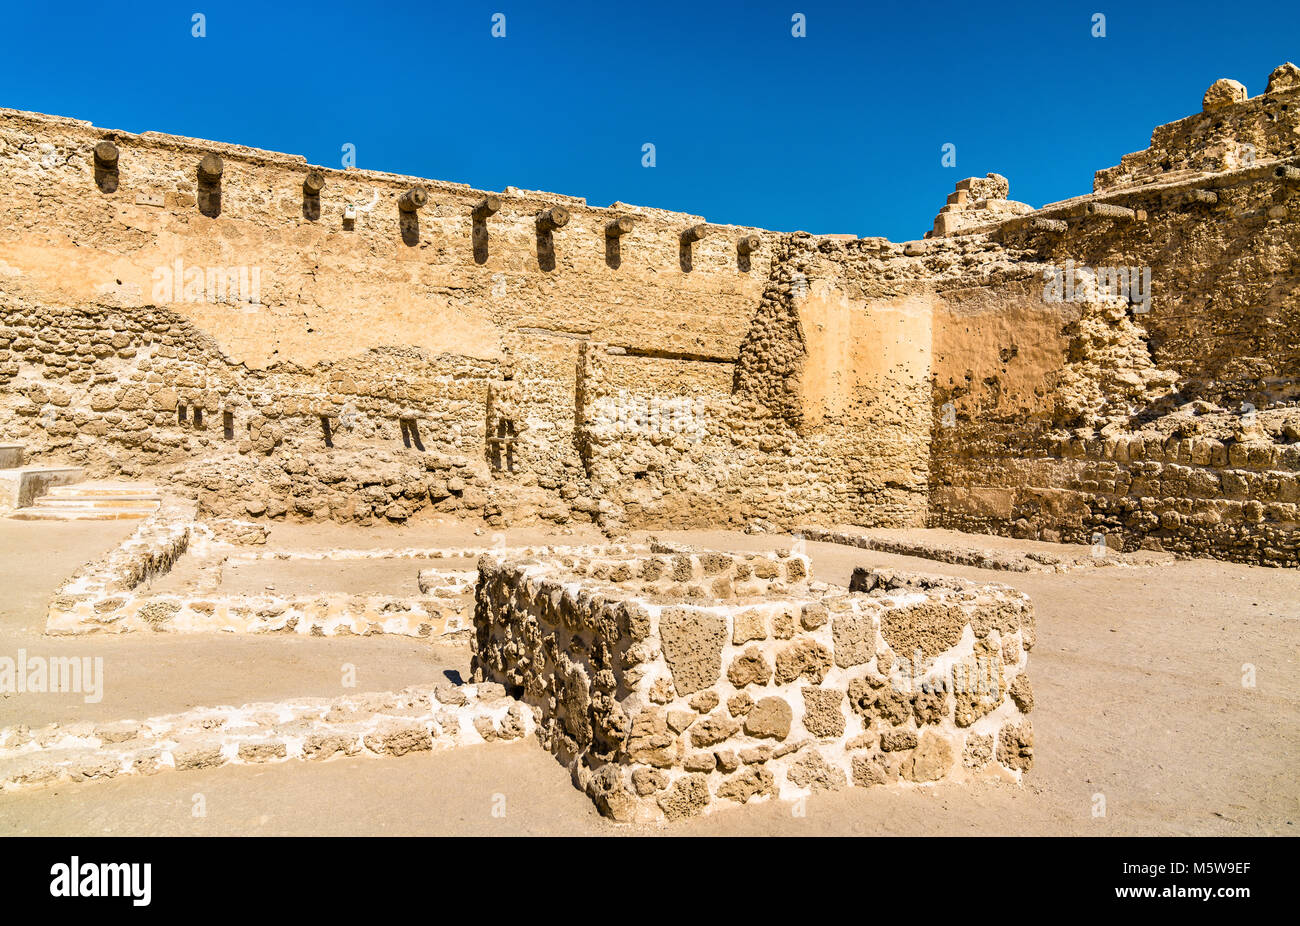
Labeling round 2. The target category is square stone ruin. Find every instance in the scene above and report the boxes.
[472,549,1036,823]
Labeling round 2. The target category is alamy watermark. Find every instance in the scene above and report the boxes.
[891,648,1002,699]
[151,258,261,309]
[50,856,150,906]
[1043,259,1151,313]
[0,650,103,703]
[592,390,708,440]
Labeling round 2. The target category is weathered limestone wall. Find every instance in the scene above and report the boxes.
[0,290,511,523]
[1035,176,1299,406]
[0,106,776,527]
[472,551,1035,822]
[574,233,1004,530]
[0,106,1003,536]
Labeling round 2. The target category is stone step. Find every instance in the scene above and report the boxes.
[0,466,84,508]
[0,444,23,469]
[35,496,162,508]
[46,482,161,499]
[5,473,163,519]
[9,505,158,521]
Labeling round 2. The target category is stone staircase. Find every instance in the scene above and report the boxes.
[1,443,161,520]
[11,482,162,520]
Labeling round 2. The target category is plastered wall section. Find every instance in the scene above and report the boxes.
[0,108,776,367]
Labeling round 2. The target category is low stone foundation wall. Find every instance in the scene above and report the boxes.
[796,524,1172,572]
[223,541,635,564]
[472,551,1035,823]
[0,682,530,791]
[48,588,474,638]
[45,519,635,638]
[47,502,195,611]
[42,505,473,637]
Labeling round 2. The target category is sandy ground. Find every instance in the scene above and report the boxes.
[181,557,478,598]
[0,518,1296,836]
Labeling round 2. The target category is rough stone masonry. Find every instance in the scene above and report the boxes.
[471,549,1035,822]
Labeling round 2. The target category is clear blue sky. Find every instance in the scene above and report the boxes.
[3,1,1296,240]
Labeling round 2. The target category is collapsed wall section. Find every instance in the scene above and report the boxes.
[927,172,1300,563]
[927,70,1300,565]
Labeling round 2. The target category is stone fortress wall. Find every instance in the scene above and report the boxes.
[2,62,1299,563]
[0,104,778,531]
